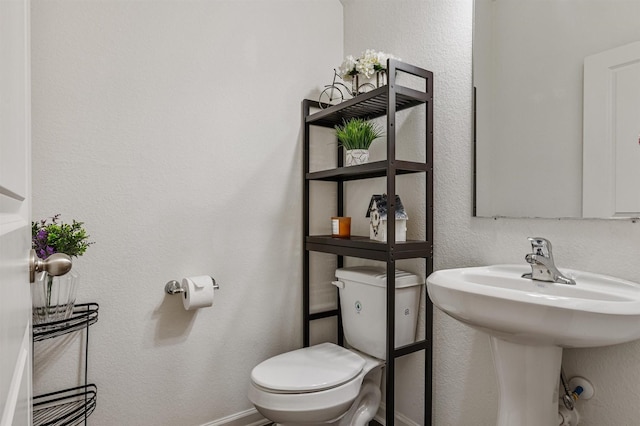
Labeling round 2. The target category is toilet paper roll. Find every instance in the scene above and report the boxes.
[181,276,214,310]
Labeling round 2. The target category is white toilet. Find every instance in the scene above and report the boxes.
[248,266,423,425]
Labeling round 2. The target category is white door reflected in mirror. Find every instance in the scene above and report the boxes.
[473,0,640,218]
[583,40,640,218]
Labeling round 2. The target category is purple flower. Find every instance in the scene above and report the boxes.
[32,229,56,259]
[32,214,93,259]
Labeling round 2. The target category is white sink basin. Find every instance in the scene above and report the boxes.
[427,264,640,426]
[427,264,640,347]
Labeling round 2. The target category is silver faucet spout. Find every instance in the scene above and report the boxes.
[522,237,576,285]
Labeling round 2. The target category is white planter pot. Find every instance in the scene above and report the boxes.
[345,149,369,166]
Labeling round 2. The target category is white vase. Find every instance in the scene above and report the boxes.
[32,270,79,324]
[345,149,369,166]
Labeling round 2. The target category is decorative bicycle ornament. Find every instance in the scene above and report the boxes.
[318,49,399,109]
[318,69,376,109]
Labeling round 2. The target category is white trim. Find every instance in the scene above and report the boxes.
[1,326,29,426]
[201,402,423,426]
[374,402,422,426]
[201,407,269,426]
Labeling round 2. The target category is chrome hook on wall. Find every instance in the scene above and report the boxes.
[164,277,219,295]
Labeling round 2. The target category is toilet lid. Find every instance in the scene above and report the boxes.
[251,343,365,393]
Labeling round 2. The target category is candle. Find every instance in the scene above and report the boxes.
[331,217,351,238]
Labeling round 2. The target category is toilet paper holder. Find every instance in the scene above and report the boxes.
[164,277,219,295]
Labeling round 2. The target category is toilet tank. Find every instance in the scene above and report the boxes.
[333,266,424,360]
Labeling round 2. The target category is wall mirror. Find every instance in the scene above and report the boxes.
[473,0,640,219]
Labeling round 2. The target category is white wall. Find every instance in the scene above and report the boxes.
[31,1,640,425]
[30,1,342,424]
[343,0,640,425]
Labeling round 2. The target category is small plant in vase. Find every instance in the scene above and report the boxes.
[31,214,93,323]
[335,118,384,166]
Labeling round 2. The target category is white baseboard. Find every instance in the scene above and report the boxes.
[202,407,269,426]
[374,402,421,426]
[204,403,419,426]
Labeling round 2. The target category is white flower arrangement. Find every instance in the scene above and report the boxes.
[338,49,400,81]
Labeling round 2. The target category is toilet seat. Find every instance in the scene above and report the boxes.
[251,343,365,393]
[248,343,383,424]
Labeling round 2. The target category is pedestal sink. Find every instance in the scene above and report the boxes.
[427,264,640,426]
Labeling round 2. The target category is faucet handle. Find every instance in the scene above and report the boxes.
[528,237,553,258]
[524,237,576,285]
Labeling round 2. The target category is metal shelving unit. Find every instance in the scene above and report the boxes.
[33,303,99,426]
[302,59,434,426]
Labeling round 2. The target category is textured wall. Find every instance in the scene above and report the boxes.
[31,0,640,424]
[30,1,342,425]
[343,0,640,425]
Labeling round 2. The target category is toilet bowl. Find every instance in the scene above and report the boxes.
[248,343,383,425]
[248,267,423,425]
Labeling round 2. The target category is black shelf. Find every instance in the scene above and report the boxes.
[306,85,429,128]
[307,160,428,182]
[302,59,433,426]
[33,384,97,426]
[306,236,431,260]
[33,303,99,342]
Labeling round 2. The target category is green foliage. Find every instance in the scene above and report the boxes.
[335,118,384,150]
[32,214,93,259]
[47,221,91,257]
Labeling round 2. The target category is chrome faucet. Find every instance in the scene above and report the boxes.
[522,237,576,285]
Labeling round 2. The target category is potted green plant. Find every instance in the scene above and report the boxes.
[335,118,384,166]
[31,214,93,323]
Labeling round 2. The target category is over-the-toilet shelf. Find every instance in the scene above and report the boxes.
[302,59,434,426]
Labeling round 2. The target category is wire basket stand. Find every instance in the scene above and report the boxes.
[32,303,99,426]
